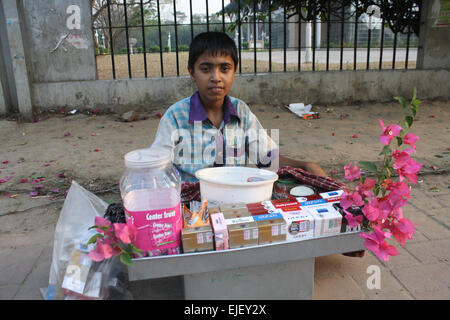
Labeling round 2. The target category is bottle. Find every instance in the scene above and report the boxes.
[120,148,182,257]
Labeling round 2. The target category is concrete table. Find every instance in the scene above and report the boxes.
[128,231,365,299]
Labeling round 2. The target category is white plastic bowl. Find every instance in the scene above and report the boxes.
[194,167,278,204]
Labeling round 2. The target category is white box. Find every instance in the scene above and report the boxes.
[306,204,342,237]
[319,189,344,203]
[281,211,315,242]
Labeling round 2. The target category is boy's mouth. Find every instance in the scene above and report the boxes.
[209,86,224,94]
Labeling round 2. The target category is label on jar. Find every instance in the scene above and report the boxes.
[124,202,182,252]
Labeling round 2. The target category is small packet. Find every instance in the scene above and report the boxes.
[183,198,209,228]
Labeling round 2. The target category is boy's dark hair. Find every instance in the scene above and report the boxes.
[188,32,238,71]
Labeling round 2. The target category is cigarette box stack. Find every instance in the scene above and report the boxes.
[210,212,230,251]
[219,207,258,249]
[181,226,214,253]
[250,211,286,244]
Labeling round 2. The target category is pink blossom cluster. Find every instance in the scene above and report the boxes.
[88,216,138,262]
[340,118,422,261]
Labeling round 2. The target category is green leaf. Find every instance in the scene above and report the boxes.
[394,96,407,109]
[434,154,444,158]
[358,161,378,173]
[405,116,413,128]
[87,233,103,245]
[88,225,99,230]
[120,252,133,266]
[396,136,403,147]
[411,107,417,117]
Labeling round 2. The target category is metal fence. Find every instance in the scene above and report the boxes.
[92,0,421,80]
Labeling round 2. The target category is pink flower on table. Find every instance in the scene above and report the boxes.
[340,191,364,210]
[360,226,399,261]
[344,163,361,181]
[403,133,419,152]
[390,217,416,247]
[88,238,114,262]
[344,210,364,228]
[378,119,402,145]
[113,223,137,244]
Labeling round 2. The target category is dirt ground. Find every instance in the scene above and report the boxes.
[95,52,415,79]
[0,97,449,235]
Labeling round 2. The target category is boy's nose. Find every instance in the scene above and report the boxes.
[210,68,221,82]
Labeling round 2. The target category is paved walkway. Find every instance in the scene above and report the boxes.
[0,170,448,300]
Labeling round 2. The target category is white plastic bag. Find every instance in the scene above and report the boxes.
[43,180,108,300]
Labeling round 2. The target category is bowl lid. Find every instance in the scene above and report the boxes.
[124,148,171,169]
[195,166,278,187]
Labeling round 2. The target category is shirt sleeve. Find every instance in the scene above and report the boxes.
[149,112,179,161]
[244,105,280,170]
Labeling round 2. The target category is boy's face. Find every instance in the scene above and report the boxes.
[188,51,236,108]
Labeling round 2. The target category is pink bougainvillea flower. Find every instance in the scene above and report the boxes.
[352,134,359,138]
[2,159,8,164]
[344,210,364,228]
[52,188,60,193]
[378,119,402,145]
[94,216,112,235]
[114,223,137,244]
[356,178,376,198]
[43,163,50,167]
[29,191,39,197]
[340,191,364,210]
[0,176,13,184]
[88,238,114,262]
[155,112,162,119]
[19,178,29,183]
[390,217,416,247]
[362,197,382,221]
[344,163,361,181]
[64,131,71,137]
[360,226,399,261]
[403,133,419,151]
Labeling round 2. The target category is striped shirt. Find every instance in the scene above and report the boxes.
[149,91,279,182]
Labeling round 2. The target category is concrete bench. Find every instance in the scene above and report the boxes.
[128,231,364,299]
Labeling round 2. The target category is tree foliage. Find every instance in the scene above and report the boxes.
[222,0,422,36]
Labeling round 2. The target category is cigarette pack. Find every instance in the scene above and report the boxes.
[210,212,229,251]
[220,202,247,210]
[306,204,343,237]
[181,225,214,253]
[225,214,259,249]
[281,211,315,241]
[221,207,252,219]
[61,250,93,295]
[251,211,286,244]
[320,190,344,204]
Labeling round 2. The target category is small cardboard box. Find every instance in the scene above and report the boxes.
[221,207,252,219]
[181,225,214,253]
[210,212,229,251]
[281,211,315,241]
[306,204,342,237]
[251,211,286,244]
[220,202,247,210]
[225,215,259,249]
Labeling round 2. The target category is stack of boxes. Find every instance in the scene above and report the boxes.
[181,189,349,254]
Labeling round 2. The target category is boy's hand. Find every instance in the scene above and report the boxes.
[279,155,328,178]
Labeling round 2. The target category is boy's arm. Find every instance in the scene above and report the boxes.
[279,154,328,178]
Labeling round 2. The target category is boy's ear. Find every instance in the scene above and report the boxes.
[188,67,195,81]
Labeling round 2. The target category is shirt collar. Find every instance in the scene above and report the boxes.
[189,91,240,125]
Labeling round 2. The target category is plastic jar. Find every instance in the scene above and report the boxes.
[272,177,301,199]
[120,149,182,257]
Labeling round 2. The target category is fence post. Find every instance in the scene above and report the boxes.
[417,0,450,70]
[2,0,34,119]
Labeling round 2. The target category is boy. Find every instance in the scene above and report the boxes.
[149,32,327,182]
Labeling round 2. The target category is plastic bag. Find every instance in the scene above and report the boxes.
[42,181,132,300]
